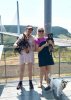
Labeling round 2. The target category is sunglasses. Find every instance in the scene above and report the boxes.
[38,30,44,32]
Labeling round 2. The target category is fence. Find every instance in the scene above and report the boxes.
[0,46,71,83]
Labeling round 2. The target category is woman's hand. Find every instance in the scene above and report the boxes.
[13,43,18,48]
[36,42,48,52]
[43,42,48,47]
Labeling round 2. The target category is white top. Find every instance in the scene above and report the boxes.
[18,33,35,64]
[19,33,35,51]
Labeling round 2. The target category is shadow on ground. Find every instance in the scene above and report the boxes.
[0,84,4,96]
[17,86,55,100]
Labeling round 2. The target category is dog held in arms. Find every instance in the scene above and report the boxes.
[14,33,30,54]
[46,33,54,54]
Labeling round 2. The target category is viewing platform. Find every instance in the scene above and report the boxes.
[0,78,55,100]
[0,46,71,100]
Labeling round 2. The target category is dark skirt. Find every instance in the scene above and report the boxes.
[38,41,54,67]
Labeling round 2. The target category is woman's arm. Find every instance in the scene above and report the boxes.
[13,38,20,48]
[14,34,23,47]
[35,42,48,52]
[32,40,36,51]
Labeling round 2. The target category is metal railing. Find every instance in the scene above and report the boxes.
[0,46,71,83]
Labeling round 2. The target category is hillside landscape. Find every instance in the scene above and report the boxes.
[0,25,71,45]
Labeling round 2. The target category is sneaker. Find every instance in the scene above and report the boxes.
[45,86,51,91]
[17,82,22,90]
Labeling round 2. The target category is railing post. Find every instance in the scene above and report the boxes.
[4,48,7,83]
[58,47,61,77]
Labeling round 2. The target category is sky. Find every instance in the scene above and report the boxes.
[0,0,71,33]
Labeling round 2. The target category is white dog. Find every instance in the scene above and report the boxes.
[50,78,68,97]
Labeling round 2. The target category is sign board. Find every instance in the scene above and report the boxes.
[0,45,4,60]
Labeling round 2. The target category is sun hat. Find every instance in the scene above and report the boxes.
[26,25,33,30]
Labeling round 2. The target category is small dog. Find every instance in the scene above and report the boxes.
[14,33,30,54]
[46,33,54,54]
[50,78,68,97]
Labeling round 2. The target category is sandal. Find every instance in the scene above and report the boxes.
[38,84,42,88]
[45,86,51,91]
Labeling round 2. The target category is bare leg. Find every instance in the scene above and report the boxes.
[38,67,45,88]
[44,67,47,81]
[45,66,51,85]
[28,63,33,80]
[17,63,25,90]
[19,63,25,81]
[28,63,34,89]
[45,66,51,91]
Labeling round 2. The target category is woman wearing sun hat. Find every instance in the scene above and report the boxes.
[14,25,35,90]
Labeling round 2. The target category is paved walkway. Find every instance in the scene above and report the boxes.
[0,79,55,100]
[1,78,71,100]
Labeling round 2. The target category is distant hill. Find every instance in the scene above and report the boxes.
[4,25,37,35]
[52,26,71,38]
[0,25,71,45]
[3,25,71,38]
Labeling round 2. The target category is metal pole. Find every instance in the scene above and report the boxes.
[0,16,3,45]
[58,47,61,77]
[1,34,3,45]
[44,0,52,34]
[17,1,20,35]
[0,15,3,32]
